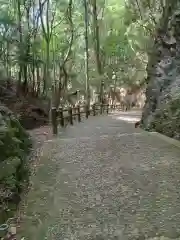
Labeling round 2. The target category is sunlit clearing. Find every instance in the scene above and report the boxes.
[112,111,141,123]
[114,116,140,123]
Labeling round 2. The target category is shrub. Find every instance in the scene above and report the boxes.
[0,104,32,224]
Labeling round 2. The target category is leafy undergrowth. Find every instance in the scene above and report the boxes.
[0,104,32,225]
[143,97,180,140]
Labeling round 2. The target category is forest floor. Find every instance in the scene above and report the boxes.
[17,110,180,240]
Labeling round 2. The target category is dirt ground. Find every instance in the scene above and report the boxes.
[17,111,180,240]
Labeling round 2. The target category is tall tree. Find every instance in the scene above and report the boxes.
[91,0,104,103]
[84,0,90,111]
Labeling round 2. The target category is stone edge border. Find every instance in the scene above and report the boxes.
[149,131,180,149]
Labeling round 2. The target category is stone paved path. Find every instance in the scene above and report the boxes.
[17,111,180,240]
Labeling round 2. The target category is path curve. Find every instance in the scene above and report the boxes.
[18,111,180,240]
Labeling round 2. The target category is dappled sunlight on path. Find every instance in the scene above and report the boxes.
[112,110,141,123]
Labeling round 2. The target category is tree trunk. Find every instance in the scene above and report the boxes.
[17,0,23,94]
[84,0,90,112]
[92,0,103,103]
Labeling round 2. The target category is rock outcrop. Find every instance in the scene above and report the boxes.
[141,2,180,139]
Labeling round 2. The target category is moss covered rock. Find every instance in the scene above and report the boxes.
[0,104,32,224]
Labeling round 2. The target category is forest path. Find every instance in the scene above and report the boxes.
[17,111,180,240]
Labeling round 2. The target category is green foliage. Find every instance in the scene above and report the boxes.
[0,0,156,92]
[0,105,32,196]
[0,106,31,161]
[149,95,180,139]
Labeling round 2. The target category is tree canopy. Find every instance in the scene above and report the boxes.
[0,0,169,103]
